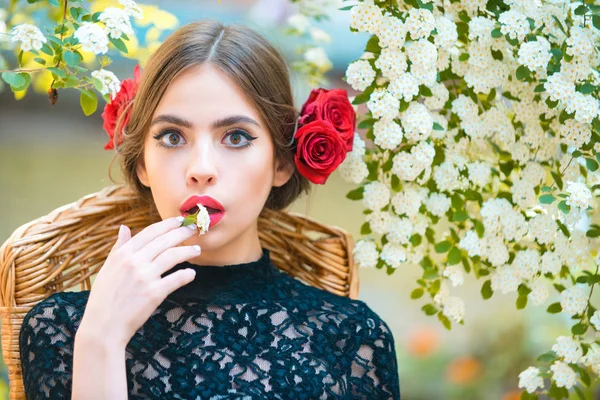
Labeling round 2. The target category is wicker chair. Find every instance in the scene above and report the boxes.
[0,183,358,400]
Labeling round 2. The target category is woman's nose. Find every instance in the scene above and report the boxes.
[186,139,218,185]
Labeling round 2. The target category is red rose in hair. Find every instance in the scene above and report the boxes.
[299,88,355,152]
[294,119,348,185]
[102,64,141,150]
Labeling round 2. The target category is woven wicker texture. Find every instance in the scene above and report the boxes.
[0,184,357,400]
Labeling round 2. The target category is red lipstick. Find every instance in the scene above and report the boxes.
[180,195,225,228]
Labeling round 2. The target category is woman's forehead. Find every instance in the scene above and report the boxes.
[154,64,261,123]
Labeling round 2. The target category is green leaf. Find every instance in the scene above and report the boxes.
[365,35,381,54]
[571,323,587,335]
[572,364,591,387]
[491,49,503,61]
[422,304,438,316]
[574,385,586,400]
[63,51,82,67]
[481,280,493,299]
[516,65,531,81]
[451,210,468,222]
[586,228,600,238]
[447,247,462,265]
[551,171,563,190]
[458,53,469,61]
[550,47,562,62]
[534,84,545,92]
[437,312,452,330]
[516,294,528,310]
[358,118,376,129]
[33,57,46,65]
[109,37,128,54]
[1,71,30,91]
[391,174,401,192]
[518,285,532,296]
[556,219,571,238]
[536,351,557,363]
[47,67,67,79]
[488,88,496,101]
[557,200,570,214]
[559,109,574,123]
[491,28,502,38]
[546,97,559,109]
[64,75,79,88]
[435,241,452,253]
[552,15,567,36]
[70,6,82,19]
[411,288,424,299]
[546,302,562,314]
[40,42,54,56]
[539,194,556,204]
[89,77,104,92]
[585,157,599,171]
[409,234,421,247]
[352,87,374,105]
[593,15,600,30]
[432,122,444,131]
[360,221,371,235]
[474,220,484,238]
[579,83,595,94]
[419,85,432,97]
[346,186,364,200]
[79,89,98,116]
[574,5,589,15]
[339,5,354,10]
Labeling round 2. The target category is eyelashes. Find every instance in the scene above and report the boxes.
[152,128,257,150]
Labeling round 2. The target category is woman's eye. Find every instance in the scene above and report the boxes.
[153,130,185,148]
[224,129,257,149]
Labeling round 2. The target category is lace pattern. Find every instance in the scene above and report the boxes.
[19,249,400,399]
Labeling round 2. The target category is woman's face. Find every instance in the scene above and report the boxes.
[136,63,293,265]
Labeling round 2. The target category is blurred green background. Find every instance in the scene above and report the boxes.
[1,1,598,399]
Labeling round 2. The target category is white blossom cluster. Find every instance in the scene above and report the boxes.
[518,366,544,393]
[74,22,110,54]
[73,1,142,54]
[98,7,134,39]
[341,1,600,394]
[559,284,588,316]
[91,69,121,98]
[433,283,465,323]
[10,23,47,51]
[338,133,368,184]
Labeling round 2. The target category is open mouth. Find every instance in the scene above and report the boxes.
[183,205,221,216]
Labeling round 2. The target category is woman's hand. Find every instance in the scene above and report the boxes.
[78,216,201,347]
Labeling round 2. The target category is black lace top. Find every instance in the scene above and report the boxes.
[19,247,401,399]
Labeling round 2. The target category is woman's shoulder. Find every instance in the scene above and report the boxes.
[283,276,392,331]
[21,290,90,330]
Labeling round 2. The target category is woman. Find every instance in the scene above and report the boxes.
[19,20,400,399]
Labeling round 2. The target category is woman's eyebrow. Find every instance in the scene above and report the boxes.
[150,114,261,129]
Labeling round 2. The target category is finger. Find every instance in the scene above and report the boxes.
[110,225,131,254]
[141,224,198,262]
[121,217,184,253]
[153,245,201,276]
[158,269,196,298]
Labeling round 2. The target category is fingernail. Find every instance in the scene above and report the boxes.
[193,245,201,253]
[186,223,197,230]
[176,216,184,222]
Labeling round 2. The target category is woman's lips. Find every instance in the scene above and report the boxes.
[208,211,224,228]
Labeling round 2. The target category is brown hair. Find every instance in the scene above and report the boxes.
[110,20,311,216]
